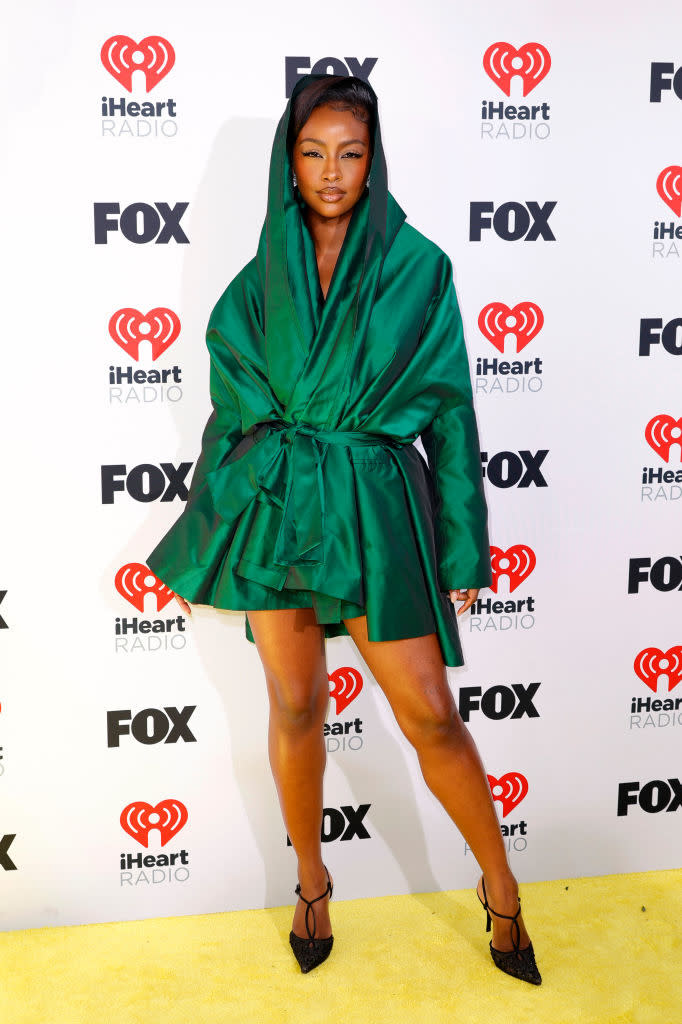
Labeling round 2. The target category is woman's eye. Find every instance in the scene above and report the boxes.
[300,150,363,159]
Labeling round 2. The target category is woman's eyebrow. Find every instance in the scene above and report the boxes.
[299,137,367,146]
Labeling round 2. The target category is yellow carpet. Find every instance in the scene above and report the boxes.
[1,869,679,1024]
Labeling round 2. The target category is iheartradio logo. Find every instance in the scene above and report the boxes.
[489,545,536,593]
[634,647,682,693]
[328,667,363,714]
[645,415,682,462]
[488,772,528,816]
[115,563,175,613]
[101,36,175,93]
[121,799,188,847]
[478,302,544,354]
[109,308,180,362]
[483,42,551,97]
[656,166,682,216]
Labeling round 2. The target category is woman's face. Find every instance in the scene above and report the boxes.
[291,103,371,221]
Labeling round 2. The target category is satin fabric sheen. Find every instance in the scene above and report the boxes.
[146,74,492,667]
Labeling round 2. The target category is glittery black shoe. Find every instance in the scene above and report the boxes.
[476,875,542,985]
[289,865,334,974]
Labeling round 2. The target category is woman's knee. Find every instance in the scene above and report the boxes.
[395,679,464,748]
[266,672,329,733]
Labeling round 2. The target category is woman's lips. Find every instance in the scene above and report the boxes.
[317,190,345,203]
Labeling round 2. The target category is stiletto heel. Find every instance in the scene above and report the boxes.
[476,875,542,985]
[289,865,334,973]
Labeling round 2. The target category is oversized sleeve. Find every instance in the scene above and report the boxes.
[419,257,492,592]
[183,358,244,505]
[145,316,245,600]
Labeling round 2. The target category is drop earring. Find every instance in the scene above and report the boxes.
[292,172,298,188]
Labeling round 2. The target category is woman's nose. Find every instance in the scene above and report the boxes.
[323,160,340,181]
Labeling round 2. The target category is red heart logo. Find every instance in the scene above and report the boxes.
[115,563,175,613]
[634,647,682,693]
[489,545,536,593]
[645,414,682,462]
[487,773,528,817]
[483,42,551,97]
[101,35,175,93]
[328,667,363,714]
[121,799,188,847]
[478,302,544,354]
[108,307,181,362]
[656,166,682,217]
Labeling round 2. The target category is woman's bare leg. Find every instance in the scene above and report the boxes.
[342,614,530,952]
[246,607,332,939]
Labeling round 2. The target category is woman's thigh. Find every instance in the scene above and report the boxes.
[341,614,458,739]
[246,608,329,718]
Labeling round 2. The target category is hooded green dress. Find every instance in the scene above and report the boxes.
[146,74,492,668]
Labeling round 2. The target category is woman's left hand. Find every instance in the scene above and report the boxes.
[449,588,479,616]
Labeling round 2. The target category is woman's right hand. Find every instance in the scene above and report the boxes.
[174,593,192,617]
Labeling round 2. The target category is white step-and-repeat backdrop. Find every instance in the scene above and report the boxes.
[2,0,681,930]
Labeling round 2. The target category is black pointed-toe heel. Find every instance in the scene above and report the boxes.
[476,875,542,985]
[289,865,334,974]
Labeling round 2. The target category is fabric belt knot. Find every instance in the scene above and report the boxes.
[252,419,416,570]
[253,420,327,568]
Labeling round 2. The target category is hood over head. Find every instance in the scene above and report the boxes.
[256,73,407,365]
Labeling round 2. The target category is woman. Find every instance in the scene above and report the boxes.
[146,73,541,984]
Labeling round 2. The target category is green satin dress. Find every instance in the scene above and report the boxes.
[146,74,492,667]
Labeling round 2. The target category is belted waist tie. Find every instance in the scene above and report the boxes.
[205,418,417,574]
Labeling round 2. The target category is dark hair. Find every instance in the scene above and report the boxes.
[287,76,377,160]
